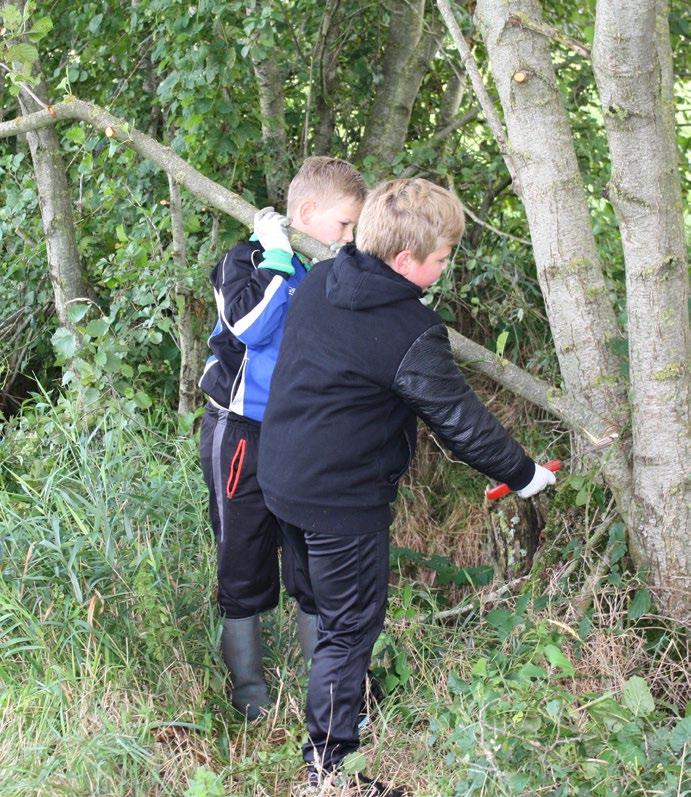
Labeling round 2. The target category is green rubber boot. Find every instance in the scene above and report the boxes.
[220,615,270,720]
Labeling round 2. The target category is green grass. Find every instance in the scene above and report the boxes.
[0,393,688,796]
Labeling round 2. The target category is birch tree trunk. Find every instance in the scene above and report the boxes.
[592,0,689,620]
[471,0,636,540]
[357,0,443,169]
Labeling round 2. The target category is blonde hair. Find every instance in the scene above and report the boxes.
[286,156,367,216]
[356,178,465,262]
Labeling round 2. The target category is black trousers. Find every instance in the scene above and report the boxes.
[199,404,286,618]
[280,521,390,770]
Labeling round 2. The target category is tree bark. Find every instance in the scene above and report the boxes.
[592,0,689,620]
[249,32,291,206]
[3,0,89,333]
[467,0,635,534]
[168,174,204,416]
[311,0,342,155]
[357,0,444,170]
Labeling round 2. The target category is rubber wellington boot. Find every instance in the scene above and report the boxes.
[296,608,319,665]
[220,615,270,720]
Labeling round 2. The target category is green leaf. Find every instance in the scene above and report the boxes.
[341,751,367,775]
[621,676,654,717]
[28,16,53,42]
[64,125,86,145]
[66,302,89,323]
[85,318,110,337]
[115,224,128,243]
[627,589,651,621]
[1,4,22,31]
[133,391,152,409]
[471,658,487,678]
[51,327,78,360]
[670,717,691,752]
[542,644,575,676]
[6,43,39,68]
[495,329,509,359]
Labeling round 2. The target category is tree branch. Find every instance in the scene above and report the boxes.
[508,13,591,59]
[0,97,619,446]
[0,98,329,262]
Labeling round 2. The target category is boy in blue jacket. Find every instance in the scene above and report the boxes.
[258,178,555,794]
[199,157,366,720]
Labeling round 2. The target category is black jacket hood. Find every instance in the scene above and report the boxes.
[325,243,422,310]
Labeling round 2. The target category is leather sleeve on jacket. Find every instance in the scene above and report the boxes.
[212,242,290,342]
[391,324,535,490]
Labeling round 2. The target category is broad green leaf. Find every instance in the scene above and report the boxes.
[133,391,152,409]
[66,302,89,323]
[542,644,575,676]
[85,318,110,337]
[115,224,128,243]
[6,43,39,68]
[64,125,86,145]
[51,327,78,359]
[1,4,21,31]
[621,676,654,717]
[28,16,53,41]
[627,588,651,621]
[670,717,691,752]
[471,658,488,678]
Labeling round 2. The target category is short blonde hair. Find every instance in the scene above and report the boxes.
[286,156,367,216]
[356,178,465,262]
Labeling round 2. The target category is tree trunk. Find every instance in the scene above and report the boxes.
[470,0,636,535]
[168,174,204,416]
[592,0,689,620]
[357,0,443,170]
[249,39,291,207]
[311,0,343,155]
[5,3,89,333]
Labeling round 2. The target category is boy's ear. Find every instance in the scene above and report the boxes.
[295,199,317,226]
[390,250,415,277]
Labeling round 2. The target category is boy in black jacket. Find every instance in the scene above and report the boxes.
[257,178,555,795]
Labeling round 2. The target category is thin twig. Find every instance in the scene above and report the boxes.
[508,13,591,59]
[436,0,520,190]
[0,62,47,109]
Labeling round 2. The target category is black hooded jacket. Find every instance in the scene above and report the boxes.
[257,244,535,534]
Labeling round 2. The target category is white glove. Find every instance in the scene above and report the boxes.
[516,463,556,498]
[253,207,292,254]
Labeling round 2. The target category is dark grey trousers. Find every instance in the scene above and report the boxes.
[280,521,389,770]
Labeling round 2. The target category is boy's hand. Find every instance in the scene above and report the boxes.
[516,463,557,498]
[254,207,293,254]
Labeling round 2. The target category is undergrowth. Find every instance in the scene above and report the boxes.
[0,392,688,796]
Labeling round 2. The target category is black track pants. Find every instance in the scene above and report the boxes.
[200,403,282,619]
[280,521,389,770]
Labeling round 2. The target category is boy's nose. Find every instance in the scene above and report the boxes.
[342,227,354,243]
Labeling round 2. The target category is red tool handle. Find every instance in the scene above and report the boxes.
[485,459,562,501]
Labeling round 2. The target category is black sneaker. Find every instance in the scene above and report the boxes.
[306,766,407,796]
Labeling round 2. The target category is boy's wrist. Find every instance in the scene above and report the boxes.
[257,248,295,276]
[506,456,537,492]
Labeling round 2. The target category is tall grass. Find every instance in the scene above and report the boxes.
[1,393,688,796]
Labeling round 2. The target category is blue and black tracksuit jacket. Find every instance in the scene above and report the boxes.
[199,240,309,421]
